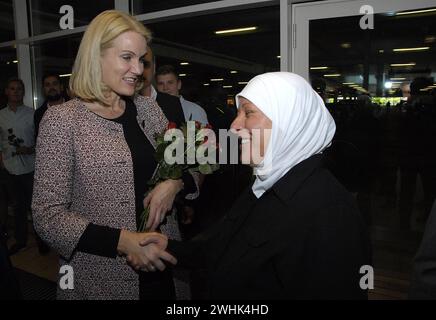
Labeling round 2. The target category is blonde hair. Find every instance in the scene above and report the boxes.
[70,10,151,105]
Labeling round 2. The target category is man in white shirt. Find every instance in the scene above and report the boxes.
[0,78,35,255]
[156,65,208,125]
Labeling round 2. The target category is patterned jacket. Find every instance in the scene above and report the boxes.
[32,95,198,300]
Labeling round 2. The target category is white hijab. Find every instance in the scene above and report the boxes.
[236,72,336,198]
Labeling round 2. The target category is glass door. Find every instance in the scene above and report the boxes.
[291,0,436,299]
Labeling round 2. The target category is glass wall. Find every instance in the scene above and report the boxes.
[145,5,280,105]
[30,34,82,107]
[0,0,14,42]
[302,3,436,299]
[308,8,436,231]
[309,10,436,104]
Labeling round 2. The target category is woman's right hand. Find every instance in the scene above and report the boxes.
[117,230,176,272]
[143,179,183,231]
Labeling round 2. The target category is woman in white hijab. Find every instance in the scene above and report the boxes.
[143,72,371,300]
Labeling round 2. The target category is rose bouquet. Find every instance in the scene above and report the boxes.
[138,121,220,231]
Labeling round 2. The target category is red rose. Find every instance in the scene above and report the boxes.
[167,122,177,129]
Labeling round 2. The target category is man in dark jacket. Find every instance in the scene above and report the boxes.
[139,46,185,127]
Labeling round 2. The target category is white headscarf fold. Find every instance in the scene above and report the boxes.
[236,72,336,198]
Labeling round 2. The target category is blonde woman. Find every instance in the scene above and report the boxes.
[32,10,197,300]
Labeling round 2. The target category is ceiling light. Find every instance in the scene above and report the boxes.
[203,83,210,86]
[230,70,238,74]
[379,49,385,53]
[179,74,187,77]
[341,43,351,49]
[324,74,341,77]
[223,85,233,88]
[390,77,406,81]
[393,47,430,52]
[215,27,257,35]
[396,8,436,16]
[342,82,355,85]
[238,81,248,85]
[13,60,18,63]
[210,78,224,82]
[425,36,436,43]
[59,73,72,77]
[180,62,189,65]
[310,66,328,70]
[390,63,416,67]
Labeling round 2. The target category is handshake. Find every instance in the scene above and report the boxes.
[117,230,176,272]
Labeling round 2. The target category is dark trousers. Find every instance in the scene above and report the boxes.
[0,169,12,233]
[7,171,34,246]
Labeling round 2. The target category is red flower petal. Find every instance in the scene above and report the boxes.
[167,122,177,129]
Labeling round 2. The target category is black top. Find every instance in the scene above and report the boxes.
[111,98,157,222]
[168,154,371,299]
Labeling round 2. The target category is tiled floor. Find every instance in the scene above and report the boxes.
[4,210,58,283]
[8,231,58,283]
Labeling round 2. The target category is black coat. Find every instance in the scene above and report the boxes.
[169,155,371,299]
[156,92,185,127]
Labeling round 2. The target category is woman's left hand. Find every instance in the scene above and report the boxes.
[143,179,183,231]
